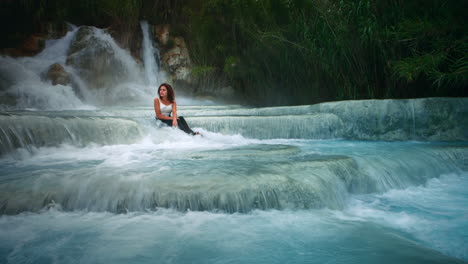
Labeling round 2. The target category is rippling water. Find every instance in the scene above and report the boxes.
[0,106,467,264]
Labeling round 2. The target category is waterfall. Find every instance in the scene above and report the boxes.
[0,98,466,213]
[185,98,468,141]
[0,138,465,214]
[1,98,466,156]
[0,27,93,111]
[35,25,78,63]
[0,23,467,262]
[0,97,467,262]
[411,99,416,139]
[90,27,143,84]
[140,21,163,87]
[0,114,145,155]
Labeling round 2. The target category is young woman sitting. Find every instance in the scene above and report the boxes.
[154,83,199,136]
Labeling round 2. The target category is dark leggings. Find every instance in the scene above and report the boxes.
[158,116,196,135]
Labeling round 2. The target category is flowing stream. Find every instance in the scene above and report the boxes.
[0,25,467,264]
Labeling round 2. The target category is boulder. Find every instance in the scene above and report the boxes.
[46,63,70,85]
[66,26,137,90]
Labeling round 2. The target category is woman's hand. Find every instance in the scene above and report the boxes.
[172,118,178,127]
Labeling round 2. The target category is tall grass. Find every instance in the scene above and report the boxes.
[2,0,466,105]
[180,0,467,105]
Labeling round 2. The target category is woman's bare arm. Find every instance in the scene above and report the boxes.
[172,101,178,127]
[154,98,173,120]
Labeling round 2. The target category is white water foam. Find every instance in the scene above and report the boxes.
[0,126,259,164]
[35,25,78,63]
[0,20,225,113]
[341,173,468,260]
[140,21,164,87]
[0,27,96,111]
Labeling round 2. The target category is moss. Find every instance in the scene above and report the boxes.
[191,66,215,78]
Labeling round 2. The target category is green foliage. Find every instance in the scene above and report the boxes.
[12,0,143,27]
[223,56,239,76]
[388,1,468,97]
[100,0,142,23]
[178,0,467,105]
[432,42,468,88]
[392,53,446,82]
[191,66,215,78]
[2,0,466,105]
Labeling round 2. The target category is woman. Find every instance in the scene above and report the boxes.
[154,83,199,135]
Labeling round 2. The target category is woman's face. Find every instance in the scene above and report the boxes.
[159,86,167,98]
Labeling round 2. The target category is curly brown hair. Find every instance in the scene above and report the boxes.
[158,83,175,103]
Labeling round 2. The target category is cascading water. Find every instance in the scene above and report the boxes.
[0,26,92,111]
[0,24,170,111]
[0,24,467,264]
[140,20,164,87]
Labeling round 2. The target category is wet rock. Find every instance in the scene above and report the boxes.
[66,26,138,90]
[46,63,70,86]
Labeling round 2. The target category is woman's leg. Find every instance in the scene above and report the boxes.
[177,116,196,135]
[157,117,198,135]
[157,118,173,127]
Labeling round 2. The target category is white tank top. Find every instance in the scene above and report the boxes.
[160,101,172,116]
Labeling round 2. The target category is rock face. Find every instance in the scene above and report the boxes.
[161,37,192,82]
[154,24,170,46]
[154,24,192,83]
[46,63,70,85]
[1,34,46,57]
